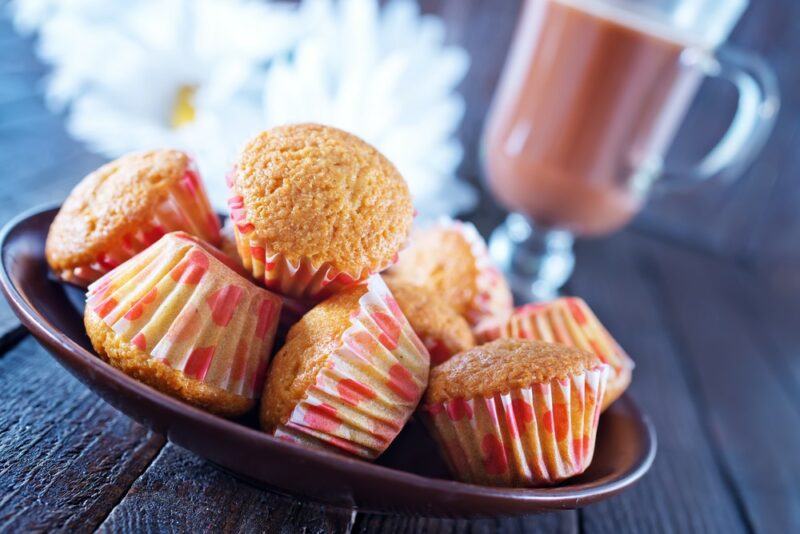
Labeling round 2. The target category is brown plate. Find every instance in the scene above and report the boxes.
[0,205,656,517]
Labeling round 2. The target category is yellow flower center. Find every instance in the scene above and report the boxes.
[170,84,197,128]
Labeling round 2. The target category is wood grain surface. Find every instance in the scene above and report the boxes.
[0,339,164,533]
[1,1,799,532]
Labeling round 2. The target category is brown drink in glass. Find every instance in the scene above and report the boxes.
[483,0,777,300]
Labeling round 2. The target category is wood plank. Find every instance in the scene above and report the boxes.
[0,72,44,105]
[743,264,800,405]
[640,234,800,532]
[97,443,355,534]
[0,149,103,227]
[567,232,749,533]
[353,512,576,534]
[750,121,800,262]
[0,337,165,532]
[0,152,106,338]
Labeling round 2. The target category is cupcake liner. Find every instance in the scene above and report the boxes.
[227,193,398,300]
[59,160,221,286]
[421,365,609,486]
[475,298,633,411]
[86,232,281,399]
[422,336,458,367]
[273,275,430,459]
[435,218,513,330]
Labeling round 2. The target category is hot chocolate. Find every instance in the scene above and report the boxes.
[484,0,705,235]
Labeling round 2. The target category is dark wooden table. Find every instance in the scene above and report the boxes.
[2,2,799,532]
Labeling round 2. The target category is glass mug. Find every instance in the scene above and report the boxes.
[482,0,779,301]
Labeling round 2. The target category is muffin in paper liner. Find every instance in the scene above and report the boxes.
[422,364,608,487]
[84,232,282,416]
[390,217,513,332]
[476,297,633,411]
[225,125,414,300]
[383,276,475,367]
[227,200,390,300]
[49,154,221,287]
[263,275,430,459]
[451,219,514,330]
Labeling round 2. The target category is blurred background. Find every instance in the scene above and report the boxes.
[2,1,800,531]
[2,0,798,267]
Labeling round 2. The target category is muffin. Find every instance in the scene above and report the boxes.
[422,339,608,487]
[84,232,282,417]
[46,150,221,286]
[476,298,633,411]
[383,276,475,366]
[261,276,430,459]
[227,124,414,299]
[388,218,513,332]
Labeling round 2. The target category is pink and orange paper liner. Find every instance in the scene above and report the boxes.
[272,275,430,459]
[226,168,401,300]
[433,218,514,331]
[421,364,608,486]
[476,297,633,410]
[58,159,221,287]
[86,232,281,399]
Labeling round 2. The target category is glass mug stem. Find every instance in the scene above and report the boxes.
[489,214,575,302]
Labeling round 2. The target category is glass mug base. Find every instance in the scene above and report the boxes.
[489,213,575,303]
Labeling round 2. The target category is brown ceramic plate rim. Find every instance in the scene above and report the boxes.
[0,205,657,516]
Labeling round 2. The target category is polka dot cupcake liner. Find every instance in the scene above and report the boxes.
[86,232,282,400]
[273,275,430,459]
[421,364,609,487]
[475,297,633,411]
[423,334,459,367]
[436,218,513,331]
[227,193,396,300]
[59,160,221,287]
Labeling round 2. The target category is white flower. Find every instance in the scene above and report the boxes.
[13,0,303,206]
[12,0,474,216]
[263,0,475,218]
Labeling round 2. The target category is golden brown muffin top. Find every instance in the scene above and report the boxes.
[389,226,479,317]
[384,276,474,362]
[46,149,191,270]
[231,124,413,275]
[261,284,368,429]
[425,339,601,404]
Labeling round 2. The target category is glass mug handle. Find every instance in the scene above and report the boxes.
[657,46,780,188]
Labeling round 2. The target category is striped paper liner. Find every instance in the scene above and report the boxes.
[227,193,398,300]
[427,218,513,331]
[421,365,608,486]
[86,232,281,401]
[272,275,430,459]
[475,297,634,411]
[225,165,407,300]
[58,160,221,287]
